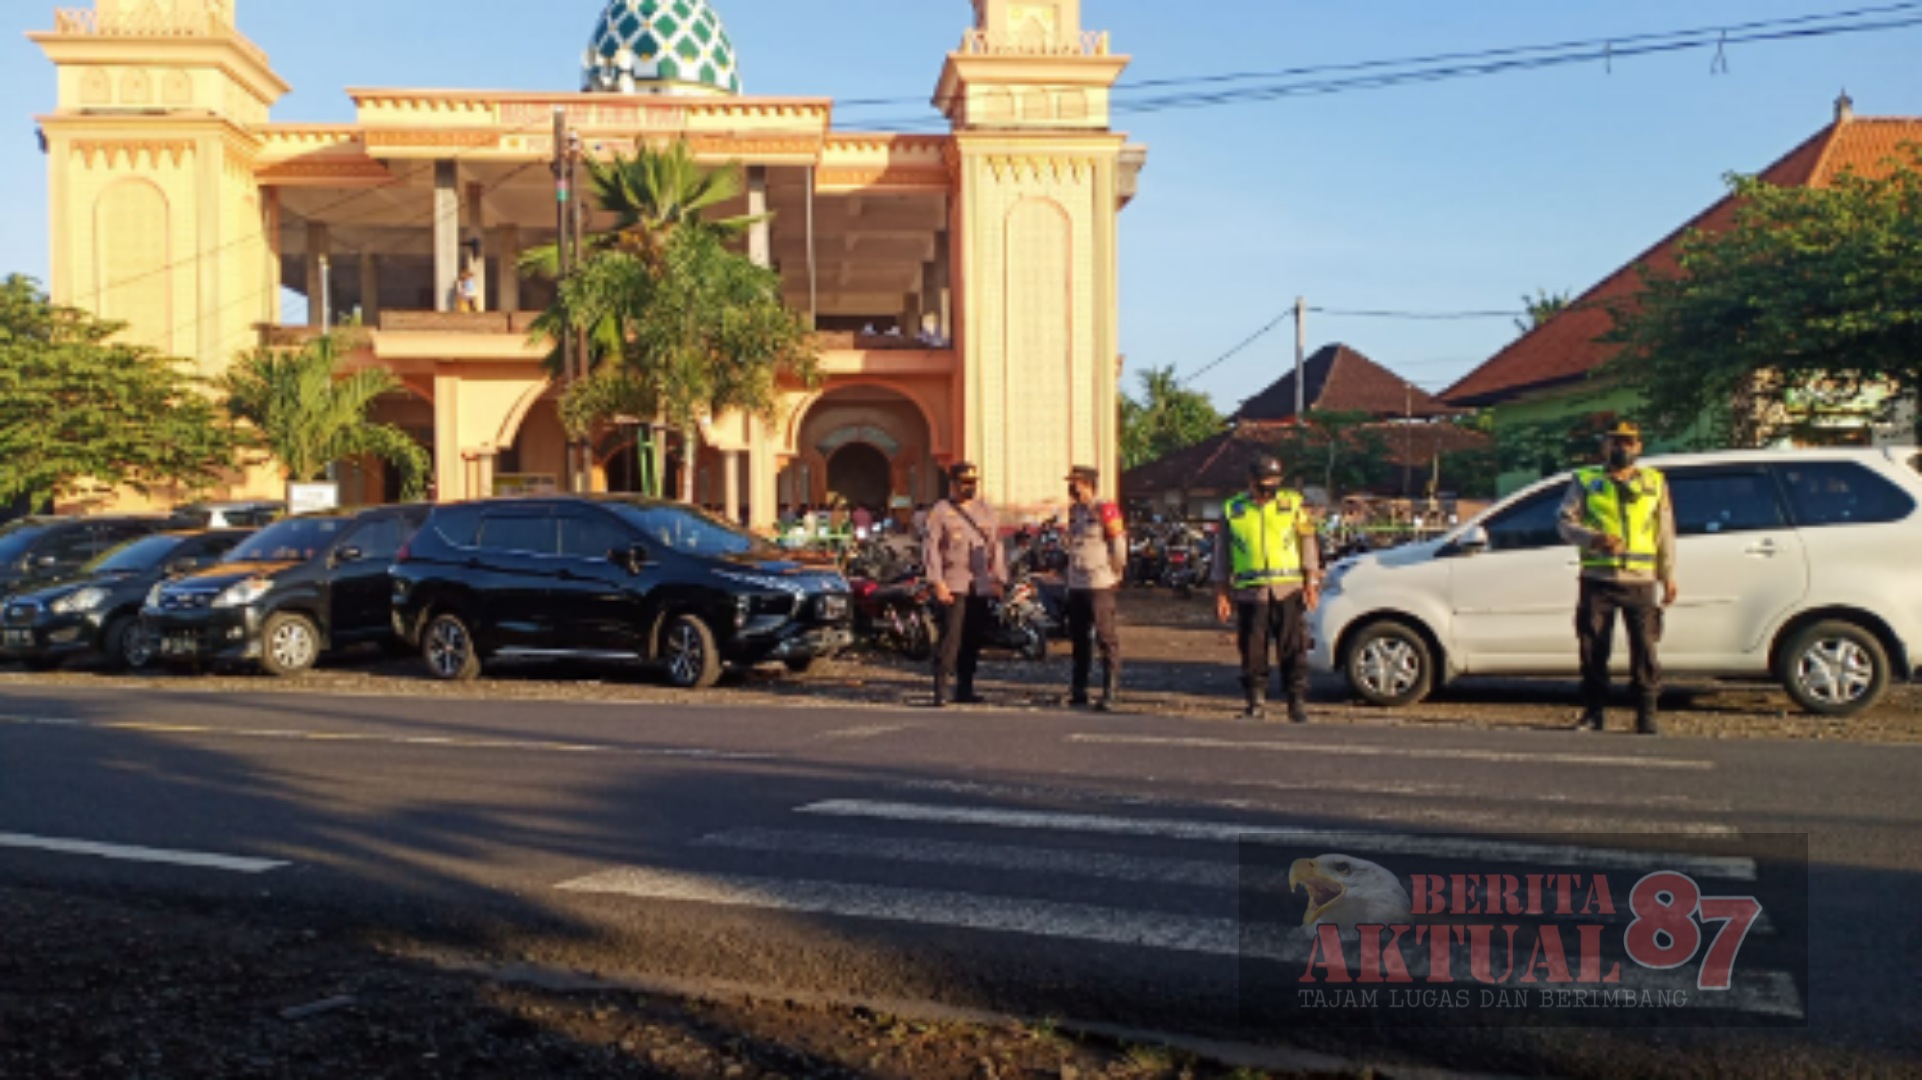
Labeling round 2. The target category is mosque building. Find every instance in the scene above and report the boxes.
[29,0,1146,523]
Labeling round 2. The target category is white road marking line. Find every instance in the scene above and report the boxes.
[796,801,1758,880]
[558,866,1245,955]
[694,828,1243,889]
[555,865,1799,1016]
[1068,734,1716,770]
[889,778,1731,821]
[0,715,769,762]
[818,724,921,740]
[0,832,287,874]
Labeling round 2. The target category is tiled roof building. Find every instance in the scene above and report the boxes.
[1444,106,1922,408]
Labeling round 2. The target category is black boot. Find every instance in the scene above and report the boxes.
[954,680,985,706]
[1635,699,1660,736]
[930,675,948,709]
[1286,694,1309,725]
[1242,682,1267,722]
[1577,707,1605,732]
[1068,678,1091,708]
[1095,665,1121,713]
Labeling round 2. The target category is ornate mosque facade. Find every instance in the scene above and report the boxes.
[30,0,1146,524]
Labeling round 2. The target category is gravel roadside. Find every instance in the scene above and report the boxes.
[2,594,1915,743]
[0,884,1339,1080]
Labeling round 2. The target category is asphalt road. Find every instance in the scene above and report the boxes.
[3,683,1919,1078]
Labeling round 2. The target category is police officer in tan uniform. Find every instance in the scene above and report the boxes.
[1063,465,1128,711]
[923,462,1007,707]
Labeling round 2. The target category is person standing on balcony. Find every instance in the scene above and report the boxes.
[923,462,1006,707]
[455,267,482,313]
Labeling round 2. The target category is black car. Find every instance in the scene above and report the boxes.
[1,531,250,672]
[0,516,177,602]
[391,497,854,689]
[142,505,428,676]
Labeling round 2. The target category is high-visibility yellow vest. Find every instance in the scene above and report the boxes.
[1575,466,1666,571]
[1225,491,1310,590]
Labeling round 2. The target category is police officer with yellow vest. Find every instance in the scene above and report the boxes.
[1213,456,1322,723]
[1556,421,1679,735]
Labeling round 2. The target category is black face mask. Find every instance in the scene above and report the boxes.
[955,482,979,500]
[1606,446,1638,471]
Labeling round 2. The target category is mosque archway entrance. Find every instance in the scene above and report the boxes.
[827,442,892,511]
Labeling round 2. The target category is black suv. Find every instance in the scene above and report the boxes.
[392,497,853,689]
[1,530,250,672]
[0,516,177,602]
[143,506,428,676]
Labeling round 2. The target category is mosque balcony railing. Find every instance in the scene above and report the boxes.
[959,28,1111,57]
[258,318,956,364]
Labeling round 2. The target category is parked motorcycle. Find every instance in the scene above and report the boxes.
[849,572,939,662]
[982,573,1052,661]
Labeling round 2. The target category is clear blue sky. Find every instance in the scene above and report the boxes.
[2,0,1917,410]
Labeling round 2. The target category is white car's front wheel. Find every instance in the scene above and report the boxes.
[1344,620,1436,708]
[1780,620,1889,718]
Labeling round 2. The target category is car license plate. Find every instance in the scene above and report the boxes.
[2,630,31,649]
[820,595,848,620]
[161,635,199,658]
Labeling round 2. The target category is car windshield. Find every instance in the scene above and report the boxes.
[83,535,181,575]
[226,517,348,564]
[609,504,774,560]
[0,523,52,566]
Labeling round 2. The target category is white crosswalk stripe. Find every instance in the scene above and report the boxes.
[795,800,1759,879]
[555,797,1800,1019]
[1068,734,1716,771]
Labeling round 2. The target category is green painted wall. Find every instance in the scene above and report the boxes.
[1488,381,1703,496]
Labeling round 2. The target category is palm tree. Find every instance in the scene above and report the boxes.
[524,139,815,503]
[220,331,431,500]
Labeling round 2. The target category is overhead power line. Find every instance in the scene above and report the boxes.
[839,3,1922,130]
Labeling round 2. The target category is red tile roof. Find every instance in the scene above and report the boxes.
[1441,115,1922,407]
[1233,344,1465,422]
[1123,420,1491,498]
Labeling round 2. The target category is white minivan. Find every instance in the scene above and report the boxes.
[1309,448,1922,717]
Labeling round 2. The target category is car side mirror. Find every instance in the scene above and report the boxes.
[164,557,202,577]
[612,545,649,575]
[333,545,364,565]
[1452,526,1490,556]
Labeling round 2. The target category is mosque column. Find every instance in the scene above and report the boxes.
[746,166,771,269]
[464,181,488,308]
[748,420,778,531]
[926,231,952,342]
[358,252,381,325]
[304,223,329,328]
[433,161,460,313]
[494,224,522,313]
[723,450,743,526]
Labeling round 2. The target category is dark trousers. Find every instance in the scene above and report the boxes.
[1237,594,1309,701]
[934,594,992,692]
[1577,578,1663,709]
[1066,588,1121,694]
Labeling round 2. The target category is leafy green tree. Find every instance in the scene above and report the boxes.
[1606,146,1922,445]
[1267,410,1391,495]
[220,331,430,500]
[1120,366,1223,469]
[526,140,816,502]
[1516,288,1572,334]
[0,274,238,508]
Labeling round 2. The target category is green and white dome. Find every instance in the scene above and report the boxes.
[583,0,742,96]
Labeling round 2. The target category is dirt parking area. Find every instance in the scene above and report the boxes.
[2,592,1916,743]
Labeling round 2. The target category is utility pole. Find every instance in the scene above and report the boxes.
[552,107,576,495]
[1294,295,1307,420]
